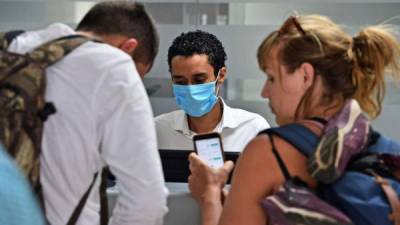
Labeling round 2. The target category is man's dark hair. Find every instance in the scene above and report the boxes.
[168,30,227,76]
[77,1,159,65]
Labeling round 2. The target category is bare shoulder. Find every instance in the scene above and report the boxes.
[218,122,322,225]
[236,120,321,188]
[230,134,284,197]
[266,120,322,186]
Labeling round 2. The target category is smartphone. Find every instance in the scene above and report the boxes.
[193,132,225,168]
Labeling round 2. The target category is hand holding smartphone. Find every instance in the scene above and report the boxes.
[193,132,225,168]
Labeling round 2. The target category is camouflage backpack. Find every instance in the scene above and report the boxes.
[0,31,89,191]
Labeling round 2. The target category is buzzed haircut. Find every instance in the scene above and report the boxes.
[77,1,159,65]
[168,30,227,76]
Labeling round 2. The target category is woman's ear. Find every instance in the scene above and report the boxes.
[301,62,315,89]
[119,38,138,56]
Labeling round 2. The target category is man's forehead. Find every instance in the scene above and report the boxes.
[172,72,210,78]
[171,54,209,64]
[171,56,214,71]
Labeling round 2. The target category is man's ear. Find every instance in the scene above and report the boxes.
[217,67,227,84]
[119,38,138,56]
[215,67,227,96]
[301,62,315,89]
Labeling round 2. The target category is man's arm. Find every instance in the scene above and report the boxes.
[96,59,168,225]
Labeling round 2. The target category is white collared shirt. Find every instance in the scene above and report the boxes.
[155,99,270,152]
[8,23,168,225]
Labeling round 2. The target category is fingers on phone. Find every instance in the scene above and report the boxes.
[223,160,235,173]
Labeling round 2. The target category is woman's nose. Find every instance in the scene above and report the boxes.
[261,81,269,99]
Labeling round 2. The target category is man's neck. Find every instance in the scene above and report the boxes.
[187,99,223,134]
[76,30,97,38]
[75,31,123,47]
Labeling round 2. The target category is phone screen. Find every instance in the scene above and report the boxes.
[194,137,224,168]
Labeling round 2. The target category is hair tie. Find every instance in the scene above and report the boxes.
[352,36,366,59]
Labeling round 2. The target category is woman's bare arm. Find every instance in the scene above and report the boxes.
[188,153,234,225]
[217,135,284,225]
[189,121,320,225]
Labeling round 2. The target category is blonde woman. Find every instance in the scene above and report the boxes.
[188,14,400,225]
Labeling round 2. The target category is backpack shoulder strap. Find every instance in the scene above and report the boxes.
[368,130,400,155]
[67,168,109,225]
[26,35,90,68]
[258,124,320,157]
[66,172,99,225]
[0,30,25,50]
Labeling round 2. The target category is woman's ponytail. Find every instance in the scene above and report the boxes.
[351,25,400,118]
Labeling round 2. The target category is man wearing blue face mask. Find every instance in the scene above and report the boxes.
[155,30,270,152]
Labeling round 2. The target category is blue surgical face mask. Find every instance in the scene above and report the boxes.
[172,72,220,117]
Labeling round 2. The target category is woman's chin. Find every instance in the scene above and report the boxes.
[275,117,294,126]
[275,117,284,126]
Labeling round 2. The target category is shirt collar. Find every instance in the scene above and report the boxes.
[171,110,192,136]
[219,98,240,129]
[8,23,75,54]
[171,98,240,136]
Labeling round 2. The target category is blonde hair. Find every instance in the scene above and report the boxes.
[257,14,400,119]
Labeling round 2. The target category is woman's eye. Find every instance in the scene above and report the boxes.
[268,77,274,82]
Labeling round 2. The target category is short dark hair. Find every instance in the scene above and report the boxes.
[77,1,159,65]
[167,30,227,76]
